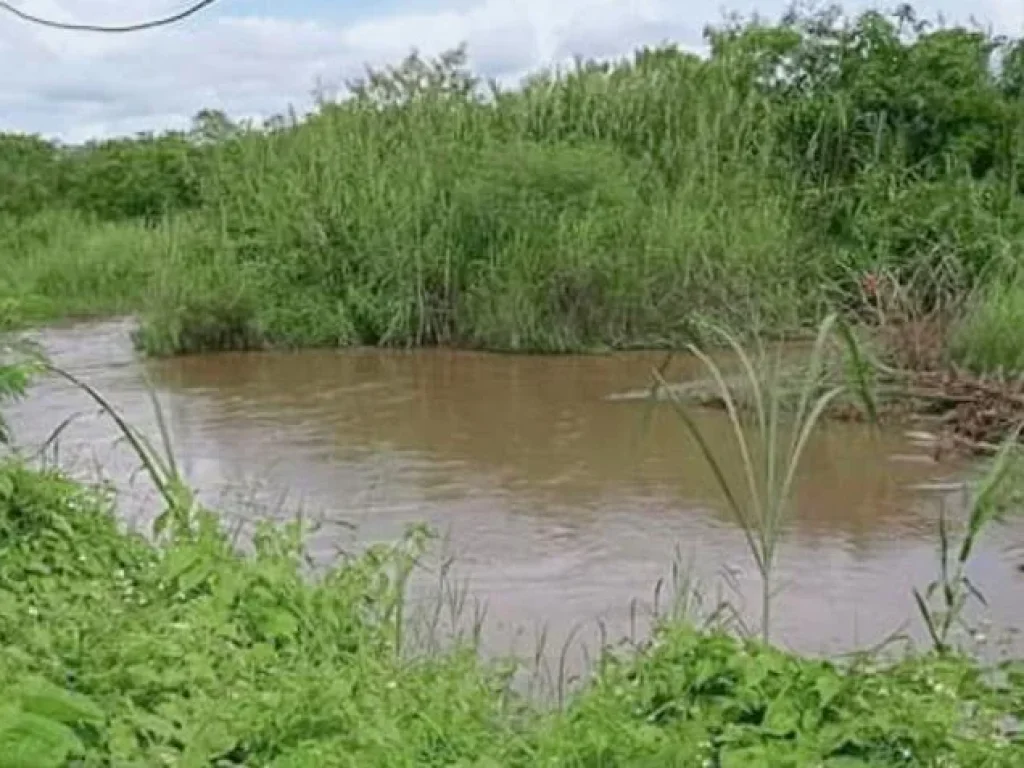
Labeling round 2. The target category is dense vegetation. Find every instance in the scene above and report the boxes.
[2,5,1023,366]
[0,458,1020,766]
[3,7,1024,761]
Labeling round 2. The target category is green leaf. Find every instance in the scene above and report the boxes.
[763,694,801,736]
[255,606,300,641]
[179,717,239,768]
[129,708,180,743]
[721,746,771,768]
[0,710,83,768]
[815,673,843,708]
[0,473,13,501]
[13,676,104,726]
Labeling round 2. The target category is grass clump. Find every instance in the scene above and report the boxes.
[951,279,1024,375]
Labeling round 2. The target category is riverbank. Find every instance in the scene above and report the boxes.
[2,6,1024,372]
[0,459,1021,766]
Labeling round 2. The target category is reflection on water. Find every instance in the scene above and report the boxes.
[8,319,1024,662]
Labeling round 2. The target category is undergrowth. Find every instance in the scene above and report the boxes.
[0,461,1022,767]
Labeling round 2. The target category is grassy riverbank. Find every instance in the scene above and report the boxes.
[1,325,1023,766]
[2,5,1024,369]
[0,459,1021,767]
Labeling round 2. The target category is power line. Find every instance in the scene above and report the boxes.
[0,0,222,33]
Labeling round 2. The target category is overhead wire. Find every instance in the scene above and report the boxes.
[0,0,222,33]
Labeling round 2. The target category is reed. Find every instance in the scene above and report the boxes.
[6,6,1022,360]
[649,314,875,642]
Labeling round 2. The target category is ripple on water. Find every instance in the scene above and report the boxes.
[7,318,1024,661]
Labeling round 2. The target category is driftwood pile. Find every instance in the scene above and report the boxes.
[607,363,1024,458]
[880,368,1024,456]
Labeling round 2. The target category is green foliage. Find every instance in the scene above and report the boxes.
[0,210,179,328]
[0,344,38,446]
[1,4,1024,360]
[0,460,1020,766]
[58,133,205,221]
[951,277,1024,374]
[0,134,59,217]
[0,129,206,223]
[537,623,1023,766]
[0,677,104,768]
[0,461,515,766]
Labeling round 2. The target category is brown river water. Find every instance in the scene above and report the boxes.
[7,319,1024,673]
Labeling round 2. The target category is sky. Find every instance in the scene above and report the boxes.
[0,0,1021,142]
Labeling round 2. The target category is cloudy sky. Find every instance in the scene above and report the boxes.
[1,0,1021,142]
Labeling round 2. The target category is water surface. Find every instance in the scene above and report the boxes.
[9,319,1024,667]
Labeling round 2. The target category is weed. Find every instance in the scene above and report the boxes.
[914,427,1024,653]
[649,314,870,642]
[0,341,41,446]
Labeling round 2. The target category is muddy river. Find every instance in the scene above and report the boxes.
[7,319,1024,674]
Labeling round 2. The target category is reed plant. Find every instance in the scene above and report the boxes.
[913,426,1024,653]
[649,314,875,642]
[3,6,1024,360]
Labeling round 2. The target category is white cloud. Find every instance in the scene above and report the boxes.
[0,0,1017,142]
[991,0,1023,33]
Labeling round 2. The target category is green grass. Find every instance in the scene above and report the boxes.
[144,128,820,355]
[1,460,1022,767]
[951,278,1024,375]
[0,210,177,331]
[129,50,847,354]
[2,6,1024,361]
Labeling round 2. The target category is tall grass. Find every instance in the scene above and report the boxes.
[147,79,819,354]
[650,314,863,642]
[951,278,1024,374]
[127,33,1024,355]
[0,210,183,330]
[3,7,1024,361]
